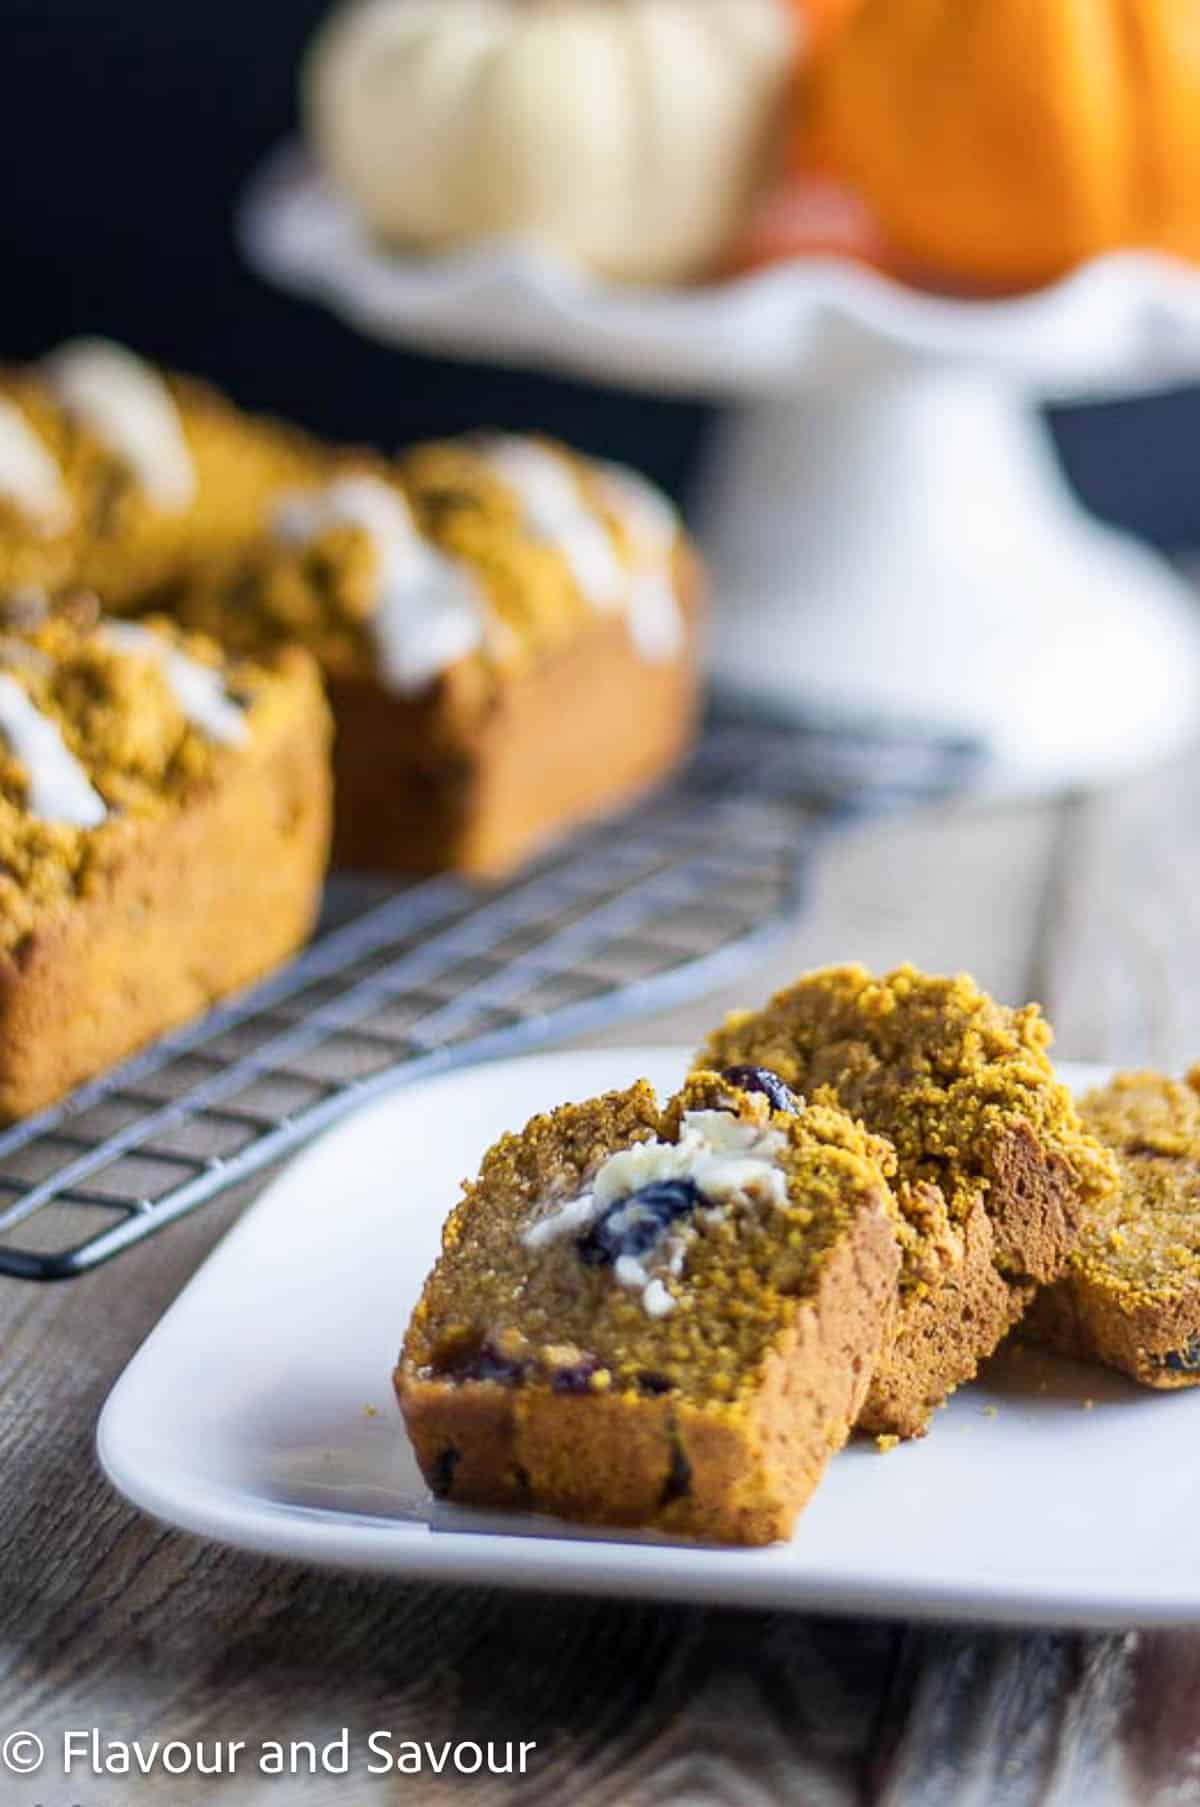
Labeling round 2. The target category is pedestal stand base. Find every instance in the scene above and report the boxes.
[697,376,1200,793]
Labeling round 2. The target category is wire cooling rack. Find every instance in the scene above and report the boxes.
[0,714,978,1280]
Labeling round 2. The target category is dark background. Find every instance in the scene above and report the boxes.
[5,0,1200,544]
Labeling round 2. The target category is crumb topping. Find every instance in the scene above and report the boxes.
[402,1069,896,1406]
[178,436,686,696]
[271,473,487,694]
[0,375,123,597]
[1065,1070,1200,1307]
[0,351,326,619]
[0,611,301,950]
[477,435,627,611]
[702,964,1116,1285]
[0,395,71,531]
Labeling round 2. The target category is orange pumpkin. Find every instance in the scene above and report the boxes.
[789,0,861,51]
[804,0,1200,290]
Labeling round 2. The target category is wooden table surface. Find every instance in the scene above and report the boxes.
[5,751,1200,1806]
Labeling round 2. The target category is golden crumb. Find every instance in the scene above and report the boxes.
[178,436,685,699]
[0,366,322,614]
[875,1434,900,1453]
[1071,1073,1200,1307]
[703,965,1115,1269]
[0,613,306,952]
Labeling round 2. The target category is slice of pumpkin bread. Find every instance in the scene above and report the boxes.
[699,965,1116,1438]
[396,1068,901,1546]
[1027,1069,1200,1387]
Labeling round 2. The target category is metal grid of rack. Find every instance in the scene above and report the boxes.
[0,715,977,1280]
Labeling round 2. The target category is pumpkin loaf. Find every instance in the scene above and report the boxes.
[397,1068,901,1545]
[0,606,331,1120]
[0,339,322,615]
[699,966,1117,1437]
[0,347,701,878]
[1027,1070,1200,1387]
[178,435,703,876]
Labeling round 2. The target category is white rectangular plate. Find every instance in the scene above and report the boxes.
[99,1049,1200,1628]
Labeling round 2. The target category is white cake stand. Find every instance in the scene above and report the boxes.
[241,147,1200,793]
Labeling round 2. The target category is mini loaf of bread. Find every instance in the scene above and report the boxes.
[179,434,703,876]
[700,966,1117,1438]
[0,339,321,614]
[0,605,331,1119]
[1027,1070,1200,1387]
[396,1068,901,1545]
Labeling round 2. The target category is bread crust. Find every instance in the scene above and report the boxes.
[329,559,703,877]
[0,650,331,1120]
[1025,1279,1200,1389]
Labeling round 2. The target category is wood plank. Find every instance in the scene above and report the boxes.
[873,1631,1137,1806]
[1036,744,1200,1069]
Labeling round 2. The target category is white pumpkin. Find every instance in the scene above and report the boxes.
[304,0,798,284]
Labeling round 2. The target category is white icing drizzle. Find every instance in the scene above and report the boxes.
[522,1191,597,1252]
[593,1110,787,1214]
[0,674,106,827]
[104,622,248,747]
[642,1279,675,1320]
[521,1108,787,1319]
[595,462,685,664]
[481,437,627,612]
[44,339,196,512]
[274,476,484,696]
[0,398,72,533]
[597,462,679,552]
[614,1254,649,1291]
